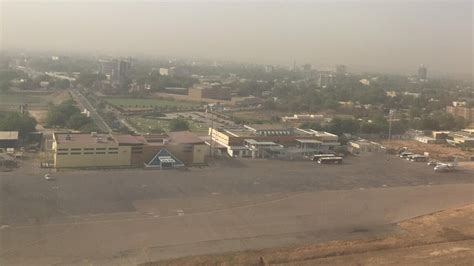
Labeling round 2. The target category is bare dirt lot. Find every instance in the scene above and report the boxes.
[151,204,474,266]
[382,140,474,161]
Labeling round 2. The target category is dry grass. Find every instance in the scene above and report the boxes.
[144,205,474,266]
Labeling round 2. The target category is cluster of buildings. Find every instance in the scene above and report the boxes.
[52,131,208,169]
[158,67,190,77]
[447,101,474,123]
[188,83,232,101]
[99,59,131,81]
[208,124,339,159]
[281,114,326,124]
[414,129,474,148]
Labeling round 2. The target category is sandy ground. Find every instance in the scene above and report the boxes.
[382,140,474,161]
[142,204,474,266]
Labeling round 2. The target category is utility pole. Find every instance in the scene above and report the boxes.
[209,104,214,157]
[388,109,395,142]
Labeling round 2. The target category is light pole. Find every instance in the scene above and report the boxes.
[388,109,395,142]
[209,104,214,157]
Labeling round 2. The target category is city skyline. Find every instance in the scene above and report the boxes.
[1,1,472,78]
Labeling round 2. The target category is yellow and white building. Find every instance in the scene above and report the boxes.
[52,132,131,168]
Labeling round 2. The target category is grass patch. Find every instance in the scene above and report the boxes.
[0,92,50,111]
[106,97,200,109]
[127,116,208,134]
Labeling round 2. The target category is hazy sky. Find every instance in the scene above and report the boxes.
[1,0,472,75]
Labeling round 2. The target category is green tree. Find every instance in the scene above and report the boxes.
[0,112,37,137]
[66,113,93,130]
[169,118,190,131]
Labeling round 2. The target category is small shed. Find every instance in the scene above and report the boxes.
[0,131,19,148]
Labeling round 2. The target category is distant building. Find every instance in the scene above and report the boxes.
[99,59,131,81]
[282,114,325,124]
[233,96,263,107]
[264,65,274,73]
[52,131,207,168]
[348,139,384,154]
[446,129,474,147]
[158,68,169,76]
[118,60,131,80]
[452,101,466,107]
[386,91,397,98]
[403,92,421,98]
[447,105,474,123]
[208,125,338,158]
[359,79,370,86]
[418,64,428,81]
[188,85,231,101]
[317,73,334,87]
[335,65,347,77]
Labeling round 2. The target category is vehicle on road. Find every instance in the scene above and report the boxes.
[311,154,335,161]
[44,173,55,180]
[427,160,438,166]
[318,156,343,164]
[400,152,414,159]
[409,154,428,162]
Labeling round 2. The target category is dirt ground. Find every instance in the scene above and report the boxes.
[28,90,71,127]
[382,140,474,161]
[142,204,474,266]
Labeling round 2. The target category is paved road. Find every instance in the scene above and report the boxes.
[69,89,112,133]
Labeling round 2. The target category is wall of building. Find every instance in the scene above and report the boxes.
[192,144,208,164]
[54,145,131,168]
[447,106,474,122]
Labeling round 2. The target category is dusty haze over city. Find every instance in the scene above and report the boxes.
[1,0,473,77]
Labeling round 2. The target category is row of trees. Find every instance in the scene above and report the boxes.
[135,71,197,91]
[0,112,37,138]
[300,112,468,137]
[46,100,97,131]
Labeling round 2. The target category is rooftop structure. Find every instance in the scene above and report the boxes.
[209,125,339,158]
[0,131,19,140]
[168,131,205,144]
[282,114,325,123]
[54,132,116,145]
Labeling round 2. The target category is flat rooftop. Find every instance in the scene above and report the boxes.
[114,134,146,145]
[168,131,205,144]
[296,139,322,144]
[244,139,279,145]
[54,133,116,145]
[245,124,290,131]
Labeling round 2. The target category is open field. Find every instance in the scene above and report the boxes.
[230,110,288,123]
[0,90,70,112]
[105,97,201,110]
[151,204,474,266]
[1,153,473,265]
[382,140,474,161]
[127,115,208,134]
